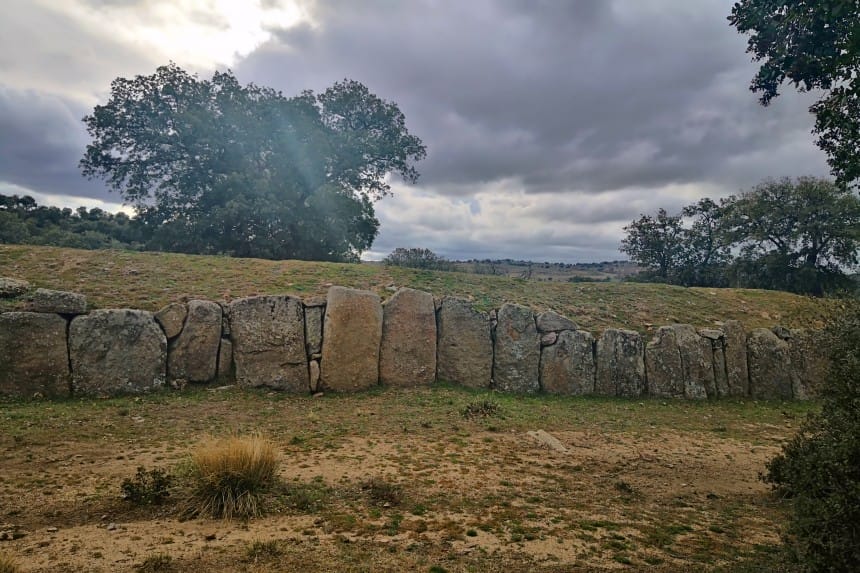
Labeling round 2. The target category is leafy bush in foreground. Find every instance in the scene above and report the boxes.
[763,305,860,571]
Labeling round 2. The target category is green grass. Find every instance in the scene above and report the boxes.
[0,244,843,333]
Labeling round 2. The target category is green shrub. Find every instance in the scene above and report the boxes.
[121,467,173,505]
[185,434,279,519]
[383,247,455,271]
[763,305,860,571]
[461,399,501,419]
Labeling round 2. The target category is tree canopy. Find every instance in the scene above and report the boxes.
[80,64,426,261]
[621,177,860,295]
[729,1,860,187]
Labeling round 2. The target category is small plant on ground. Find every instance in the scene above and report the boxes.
[184,434,279,519]
[134,553,174,572]
[763,305,860,571]
[0,552,21,573]
[361,476,404,507]
[461,399,502,419]
[121,467,173,505]
[243,540,282,563]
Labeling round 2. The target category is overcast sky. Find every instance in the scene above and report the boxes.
[0,0,831,262]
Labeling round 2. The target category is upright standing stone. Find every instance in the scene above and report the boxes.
[216,338,234,383]
[436,297,493,389]
[747,328,793,399]
[319,287,382,392]
[645,326,685,399]
[69,309,167,396]
[379,288,437,386]
[676,324,716,399]
[595,329,645,397]
[788,329,828,399]
[536,310,578,333]
[722,320,749,397]
[493,303,540,393]
[699,329,729,397]
[304,304,324,357]
[229,295,308,391]
[168,300,222,384]
[0,312,70,398]
[540,329,595,395]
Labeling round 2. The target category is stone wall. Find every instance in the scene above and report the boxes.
[0,280,829,400]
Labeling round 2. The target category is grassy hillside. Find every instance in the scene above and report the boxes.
[0,244,843,333]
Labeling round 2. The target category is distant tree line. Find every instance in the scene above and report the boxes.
[621,177,860,296]
[383,247,455,271]
[0,194,145,250]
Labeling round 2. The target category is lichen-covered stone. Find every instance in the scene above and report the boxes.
[379,288,436,386]
[595,329,645,397]
[168,300,222,384]
[536,310,578,333]
[304,305,324,356]
[0,277,30,298]
[747,328,793,400]
[319,287,382,392]
[540,329,595,395]
[722,320,749,397]
[699,329,729,398]
[493,303,540,393]
[229,295,308,391]
[29,288,87,314]
[788,328,828,399]
[644,324,715,400]
[0,312,69,398]
[216,338,233,383]
[436,297,492,389]
[70,309,166,396]
[155,303,187,339]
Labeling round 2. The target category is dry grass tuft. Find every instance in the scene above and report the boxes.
[185,434,279,519]
[0,553,21,573]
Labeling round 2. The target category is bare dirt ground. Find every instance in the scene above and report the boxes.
[0,386,808,572]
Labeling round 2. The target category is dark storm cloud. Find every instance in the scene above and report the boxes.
[238,0,829,196]
[0,88,112,200]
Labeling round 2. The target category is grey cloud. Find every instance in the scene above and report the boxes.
[0,88,112,200]
[239,0,829,196]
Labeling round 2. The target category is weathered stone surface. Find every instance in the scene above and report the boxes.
[168,300,222,384]
[494,303,540,393]
[309,360,320,392]
[540,332,558,347]
[379,288,436,386]
[595,329,645,397]
[219,302,231,336]
[304,305,324,356]
[788,329,828,399]
[771,325,792,340]
[540,329,595,395]
[536,310,578,333]
[70,310,166,396]
[436,297,493,389]
[645,326,684,399]
[320,287,382,392]
[722,320,749,397]
[747,328,793,400]
[0,277,30,298]
[29,288,86,314]
[676,324,716,399]
[700,329,730,398]
[216,338,233,383]
[155,303,187,339]
[0,312,69,397]
[645,324,716,400]
[229,295,308,391]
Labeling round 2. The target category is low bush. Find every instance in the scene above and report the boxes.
[461,399,501,419]
[134,553,174,572]
[185,434,279,519]
[121,467,173,505]
[763,305,860,571]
